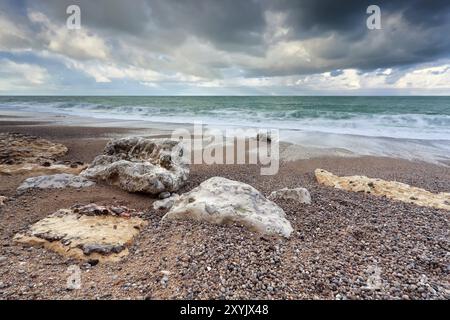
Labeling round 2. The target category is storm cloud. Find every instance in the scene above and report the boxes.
[0,0,449,94]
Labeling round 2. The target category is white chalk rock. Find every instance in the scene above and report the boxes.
[162,177,293,237]
[153,194,180,210]
[17,173,94,191]
[81,137,189,194]
[268,187,311,204]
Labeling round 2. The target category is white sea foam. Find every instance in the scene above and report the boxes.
[1,98,449,164]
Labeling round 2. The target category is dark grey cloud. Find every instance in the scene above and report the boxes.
[1,0,450,78]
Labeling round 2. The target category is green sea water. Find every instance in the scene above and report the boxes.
[1,96,449,140]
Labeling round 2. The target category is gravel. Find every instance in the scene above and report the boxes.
[0,130,448,300]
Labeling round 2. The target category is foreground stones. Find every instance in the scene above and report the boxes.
[268,187,311,204]
[81,137,189,194]
[315,168,450,210]
[162,177,293,237]
[17,173,95,191]
[14,204,147,262]
[0,132,86,177]
[0,196,7,206]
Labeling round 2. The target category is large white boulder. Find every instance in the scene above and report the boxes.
[81,137,189,194]
[161,177,293,237]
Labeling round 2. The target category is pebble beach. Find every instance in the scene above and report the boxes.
[0,118,448,300]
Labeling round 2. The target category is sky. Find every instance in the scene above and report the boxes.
[0,0,450,95]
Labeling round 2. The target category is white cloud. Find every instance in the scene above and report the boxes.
[0,5,449,94]
[0,13,31,50]
[28,11,109,60]
[66,60,164,83]
[395,64,450,89]
[0,59,50,91]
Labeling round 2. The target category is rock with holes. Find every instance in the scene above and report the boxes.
[268,187,311,204]
[17,173,95,191]
[81,137,189,194]
[315,168,450,211]
[13,204,147,262]
[161,177,293,237]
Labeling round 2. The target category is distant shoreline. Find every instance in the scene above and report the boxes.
[1,106,449,166]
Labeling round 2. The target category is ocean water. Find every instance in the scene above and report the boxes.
[1,96,449,163]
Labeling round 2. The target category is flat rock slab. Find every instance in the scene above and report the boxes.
[14,204,147,262]
[268,187,311,204]
[17,173,95,191]
[81,137,189,194]
[0,132,86,177]
[315,168,450,211]
[0,132,67,165]
[0,163,87,177]
[162,177,293,237]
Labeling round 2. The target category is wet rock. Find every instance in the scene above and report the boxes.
[81,137,189,194]
[162,177,293,237]
[268,187,311,204]
[17,173,95,191]
[315,168,450,211]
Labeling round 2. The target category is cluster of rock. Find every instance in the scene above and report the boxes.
[81,137,189,195]
[7,133,317,265]
[14,204,147,263]
[0,132,86,177]
[315,168,450,211]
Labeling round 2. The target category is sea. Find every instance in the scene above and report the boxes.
[1,96,449,164]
